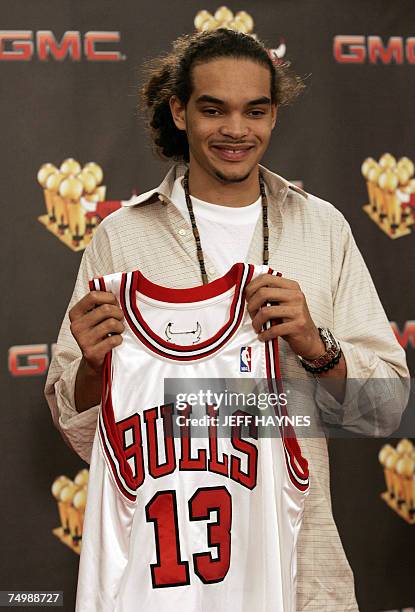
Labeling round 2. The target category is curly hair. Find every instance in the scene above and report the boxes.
[139,29,305,162]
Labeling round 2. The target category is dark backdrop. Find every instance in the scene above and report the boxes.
[2,2,414,610]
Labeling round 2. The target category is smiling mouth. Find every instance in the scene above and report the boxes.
[211,145,255,161]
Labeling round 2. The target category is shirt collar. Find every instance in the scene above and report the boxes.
[258,163,308,201]
[122,162,308,208]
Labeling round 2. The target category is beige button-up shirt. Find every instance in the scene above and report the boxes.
[45,162,409,611]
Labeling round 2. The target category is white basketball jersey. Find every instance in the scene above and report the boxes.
[76,262,309,612]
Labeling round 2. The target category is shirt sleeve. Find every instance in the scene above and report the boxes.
[44,226,113,464]
[314,210,410,436]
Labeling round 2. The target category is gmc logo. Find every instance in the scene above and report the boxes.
[8,344,56,377]
[334,35,415,64]
[0,31,125,61]
[390,321,415,349]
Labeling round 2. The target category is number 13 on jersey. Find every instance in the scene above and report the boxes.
[146,486,231,587]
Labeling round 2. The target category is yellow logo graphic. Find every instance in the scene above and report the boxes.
[195,7,254,34]
[51,469,88,554]
[379,439,415,524]
[194,6,286,64]
[37,158,116,252]
[362,154,415,239]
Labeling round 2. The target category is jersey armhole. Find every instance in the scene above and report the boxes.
[89,275,139,503]
[263,269,310,493]
[98,351,139,503]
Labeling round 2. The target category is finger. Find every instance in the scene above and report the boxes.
[257,321,296,342]
[82,334,123,370]
[74,302,124,331]
[80,318,125,348]
[70,305,124,342]
[69,291,119,322]
[246,287,299,317]
[251,305,295,333]
[245,274,300,301]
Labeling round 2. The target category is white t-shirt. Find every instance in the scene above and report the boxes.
[170,176,261,276]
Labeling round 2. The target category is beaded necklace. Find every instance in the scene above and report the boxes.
[182,168,269,284]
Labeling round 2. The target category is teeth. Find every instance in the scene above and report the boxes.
[215,147,250,154]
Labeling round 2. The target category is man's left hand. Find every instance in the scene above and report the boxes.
[245,273,325,359]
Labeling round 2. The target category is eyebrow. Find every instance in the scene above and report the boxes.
[195,95,272,106]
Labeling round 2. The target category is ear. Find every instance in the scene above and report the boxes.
[169,95,186,131]
[271,104,278,129]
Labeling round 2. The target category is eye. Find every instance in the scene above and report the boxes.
[248,109,266,117]
[202,108,221,116]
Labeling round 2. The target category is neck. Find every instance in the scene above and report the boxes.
[186,160,261,207]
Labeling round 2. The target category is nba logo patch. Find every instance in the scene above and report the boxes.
[240,346,252,372]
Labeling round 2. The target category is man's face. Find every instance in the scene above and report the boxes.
[170,58,277,185]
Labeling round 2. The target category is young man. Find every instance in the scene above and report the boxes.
[45,29,409,610]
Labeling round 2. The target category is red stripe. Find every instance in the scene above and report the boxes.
[89,274,137,498]
[267,267,282,278]
[130,262,249,351]
[270,337,309,485]
[89,276,107,292]
[98,418,136,502]
[122,264,254,360]
[119,272,134,335]
[102,352,137,487]
[99,351,138,498]
[265,267,308,487]
[134,261,245,303]
[264,335,309,491]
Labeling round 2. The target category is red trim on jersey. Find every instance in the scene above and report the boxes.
[88,275,137,500]
[98,352,138,502]
[130,262,248,348]
[98,419,136,502]
[102,353,136,488]
[267,267,282,277]
[101,355,136,500]
[135,261,245,303]
[271,355,308,485]
[264,268,309,493]
[264,338,309,492]
[89,276,107,292]
[120,262,254,361]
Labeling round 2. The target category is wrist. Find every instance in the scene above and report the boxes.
[299,337,326,361]
[79,356,102,378]
[75,358,103,413]
[298,328,342,374]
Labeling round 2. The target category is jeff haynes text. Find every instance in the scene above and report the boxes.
[175,414,311,427]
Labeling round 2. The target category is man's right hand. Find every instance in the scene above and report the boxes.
[69,291,125,413]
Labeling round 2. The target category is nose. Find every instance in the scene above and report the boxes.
[219,113,249,139]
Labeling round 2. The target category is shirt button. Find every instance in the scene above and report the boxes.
[178,228,186,236]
